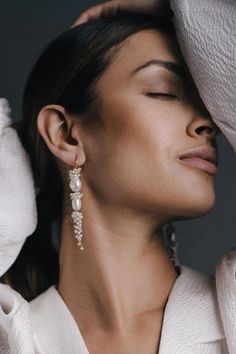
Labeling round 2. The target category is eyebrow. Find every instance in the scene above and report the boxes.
[130,59,186,78]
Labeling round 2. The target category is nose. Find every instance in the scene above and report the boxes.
[187,114,221,141]
[185,77,221,141]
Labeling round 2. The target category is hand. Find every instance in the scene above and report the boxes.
[72,0,170,27]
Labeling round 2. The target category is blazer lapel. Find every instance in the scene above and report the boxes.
[30,265,228,354]
[30,285,89,354]
[215,248,236,354]
[158,265,227,354]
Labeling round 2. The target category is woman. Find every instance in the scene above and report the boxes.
[0,3,235,354]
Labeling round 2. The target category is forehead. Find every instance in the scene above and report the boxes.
[99,29,183,83]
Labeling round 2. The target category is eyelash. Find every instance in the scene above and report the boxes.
[146,92,177,99]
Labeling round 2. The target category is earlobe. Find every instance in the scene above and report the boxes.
[37,104,85,167]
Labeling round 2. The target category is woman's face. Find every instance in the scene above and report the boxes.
[81,29,220,222]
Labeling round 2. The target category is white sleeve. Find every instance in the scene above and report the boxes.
[0,283,35,354]
[170,0,236,153]
[0,98,37,277]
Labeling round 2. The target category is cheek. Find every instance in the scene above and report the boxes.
[86,96,180,207]
[86,95,216,218]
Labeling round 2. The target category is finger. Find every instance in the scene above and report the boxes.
[71,1,120,28]
[71,3,109,27]
[74,6,102,27]
[70,12,89,27]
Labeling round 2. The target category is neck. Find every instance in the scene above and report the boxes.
[57,202,179,335]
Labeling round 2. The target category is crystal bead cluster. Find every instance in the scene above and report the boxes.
[165,223,181,274]
[69,166,84,250]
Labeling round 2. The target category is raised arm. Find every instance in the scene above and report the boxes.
[170,0,236,153]
[0,98,37,353]
[0,98,37,278]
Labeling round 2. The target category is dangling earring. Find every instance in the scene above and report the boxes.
[165,222,181,274]
[69,160,84,250]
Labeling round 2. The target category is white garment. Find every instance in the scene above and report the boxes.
[0,99,37,277]
[168,2,236,351]
[170,0,236,153]
[0,262,234,354]
[0,0,236,353]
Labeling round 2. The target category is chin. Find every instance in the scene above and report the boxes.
[174,170,217,216]
[182,188,216,218]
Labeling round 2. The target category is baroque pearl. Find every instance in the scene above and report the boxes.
[72,198,81,211]
[70,177,81,192]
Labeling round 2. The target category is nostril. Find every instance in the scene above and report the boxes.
[195,126,213,136]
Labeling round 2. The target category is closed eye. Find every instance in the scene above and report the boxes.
[146,93,177,99]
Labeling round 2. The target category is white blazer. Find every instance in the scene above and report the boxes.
[0,258,235,354]
[0,0,236,353]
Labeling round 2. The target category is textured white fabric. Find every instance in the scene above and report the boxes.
[158,265,228,354]
[0,98,37,277]
[170,0,236,153]
[215,248,236,354]
[0,283,35,354]
[29,285,89,354]
[0,263,233,354]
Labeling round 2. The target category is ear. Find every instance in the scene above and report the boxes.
[37,104,86,167]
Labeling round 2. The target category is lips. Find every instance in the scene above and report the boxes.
[178,145,218,175]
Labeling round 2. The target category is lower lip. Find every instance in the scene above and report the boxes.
[179,157,218,176]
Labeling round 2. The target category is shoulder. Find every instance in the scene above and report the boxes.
[0,284,66,354]
[168,264,223,330]
[164,255,236,354]
[215,248,236,353]
[158,264,228,353]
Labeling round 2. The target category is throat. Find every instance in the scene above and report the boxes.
[58,240,178,335]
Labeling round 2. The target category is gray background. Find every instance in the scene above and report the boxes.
[1,1,235,276]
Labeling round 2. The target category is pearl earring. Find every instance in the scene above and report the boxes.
[69,161,84,250]
[165,223,181,274]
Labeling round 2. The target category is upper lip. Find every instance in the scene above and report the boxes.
[179,145,218,166]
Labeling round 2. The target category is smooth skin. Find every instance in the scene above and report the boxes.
[37,24,220,354]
